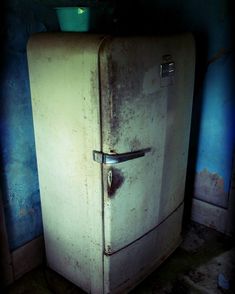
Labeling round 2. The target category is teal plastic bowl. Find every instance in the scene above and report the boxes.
[55,7,91,32]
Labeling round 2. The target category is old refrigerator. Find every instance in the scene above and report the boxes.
[27,33,195,293]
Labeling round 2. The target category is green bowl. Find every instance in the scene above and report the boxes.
[55,7,92,32]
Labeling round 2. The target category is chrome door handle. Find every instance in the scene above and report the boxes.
[93,148,151,164]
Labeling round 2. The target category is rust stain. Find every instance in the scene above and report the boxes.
[105,245,112,254]
[107,167,125,197]
[194,169,228,207]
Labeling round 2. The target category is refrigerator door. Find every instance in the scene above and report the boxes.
[99,34,195,254]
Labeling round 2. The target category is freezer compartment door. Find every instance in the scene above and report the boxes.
[99,34,195,253]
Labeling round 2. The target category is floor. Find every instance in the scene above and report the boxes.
[6,222,235,294]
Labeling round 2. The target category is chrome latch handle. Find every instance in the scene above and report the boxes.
[93,148,151,164]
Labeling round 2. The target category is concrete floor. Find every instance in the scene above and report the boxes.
[6,222,235,294]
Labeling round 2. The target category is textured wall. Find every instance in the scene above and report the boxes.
[179,0,234,208]
[0,0,59,250]
[194,53,235,207]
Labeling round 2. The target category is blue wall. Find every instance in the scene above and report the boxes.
[0,0,234,250]
[196,53,235,202]
[0,1,58,250]
[183,0,234,207]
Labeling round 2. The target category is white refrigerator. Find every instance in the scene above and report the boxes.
[27,33,195,293]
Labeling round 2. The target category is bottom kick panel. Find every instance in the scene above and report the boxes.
[104,203,184,294]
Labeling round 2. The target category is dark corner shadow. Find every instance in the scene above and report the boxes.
[228,0,235,231]
[0,0,11,290]
[183,31,209,228]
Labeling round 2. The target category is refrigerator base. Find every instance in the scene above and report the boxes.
[104,203,184,294]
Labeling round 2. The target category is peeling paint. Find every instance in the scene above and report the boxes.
[194,169,229,208]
